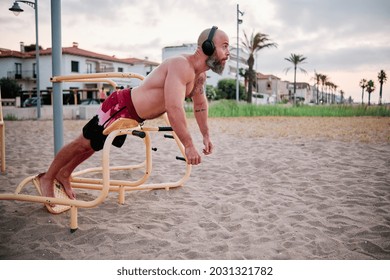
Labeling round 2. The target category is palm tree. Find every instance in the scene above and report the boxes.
[320,74,328,104]
[314,71,322,104]
[366,80,375,106]
[377,70,387,105]
[324,81,330,103]
[284,54,307,105]
[242,31,277,103]
[339,90,345,104]
[359,79,367,104]
[333,84,338,104]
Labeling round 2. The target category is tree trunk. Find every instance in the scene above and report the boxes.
[293,66,297,105]
[247,69,253,104]
[247,55,255,104]
[379,83,383,105]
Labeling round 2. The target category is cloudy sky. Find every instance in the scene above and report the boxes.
[1,0,389,102]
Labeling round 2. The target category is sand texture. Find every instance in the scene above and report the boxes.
[0,116,389,259]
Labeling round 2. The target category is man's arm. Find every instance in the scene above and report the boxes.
[192,73,213,155]
[164,58,202,164]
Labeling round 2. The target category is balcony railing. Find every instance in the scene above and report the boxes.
[96,67,116,73]
[7,70,36,80]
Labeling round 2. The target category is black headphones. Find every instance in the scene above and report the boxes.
[202,26,218,56]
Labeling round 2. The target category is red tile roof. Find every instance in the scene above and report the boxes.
[0,48,30,58]
[0,45,159,66]
[256,72,280,80]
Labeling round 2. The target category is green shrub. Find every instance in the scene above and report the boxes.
[205,101,390,117]
[4,114,18,120]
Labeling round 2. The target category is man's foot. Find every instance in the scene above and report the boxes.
[33,173,72,214]
[35,173,55,198]
[55,176,76,200]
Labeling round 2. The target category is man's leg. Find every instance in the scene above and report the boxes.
[55,148,95,198]
[39,134,94,199]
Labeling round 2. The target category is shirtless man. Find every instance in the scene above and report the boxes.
[38,26,230,200]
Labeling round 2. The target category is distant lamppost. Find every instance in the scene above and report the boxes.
[9,0,41,119]
[236,4,244,102]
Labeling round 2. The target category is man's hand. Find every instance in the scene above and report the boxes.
[202,137,213,155]
[185,146,202,165]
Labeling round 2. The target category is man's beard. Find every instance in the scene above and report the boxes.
[206,54,225,75]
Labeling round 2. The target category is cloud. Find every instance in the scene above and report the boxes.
[272,0,390,35]
[95,38,162,59]
[62,0,136,21]
[308,46,390,72]
[0,0,389,100]
[251,0,390,77]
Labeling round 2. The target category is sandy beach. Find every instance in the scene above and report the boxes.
[0,116,389,260]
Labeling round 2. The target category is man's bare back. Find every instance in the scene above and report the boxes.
[131,54,204,120]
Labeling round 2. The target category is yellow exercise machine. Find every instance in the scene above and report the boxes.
[0,73,191,232]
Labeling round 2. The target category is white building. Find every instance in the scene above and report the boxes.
[255,73,289,104]
[255,72,316,104]
[0,42,159,104]
[287,82,314,104]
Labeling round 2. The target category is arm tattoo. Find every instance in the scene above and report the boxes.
[189,75,206,98]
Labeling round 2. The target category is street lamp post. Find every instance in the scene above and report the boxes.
[9,0,41,119]
[236,4,244,102]
[51,0,64,155]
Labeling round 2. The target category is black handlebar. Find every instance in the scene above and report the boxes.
[158,126,173,131]
[132,130,146,138]
[176,156,186,162]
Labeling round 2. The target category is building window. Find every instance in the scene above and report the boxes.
[86,63,92,73]
[15,63,22,79]
[33,63,37,78]
[71,61,79,72]
[118,67,123,72]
